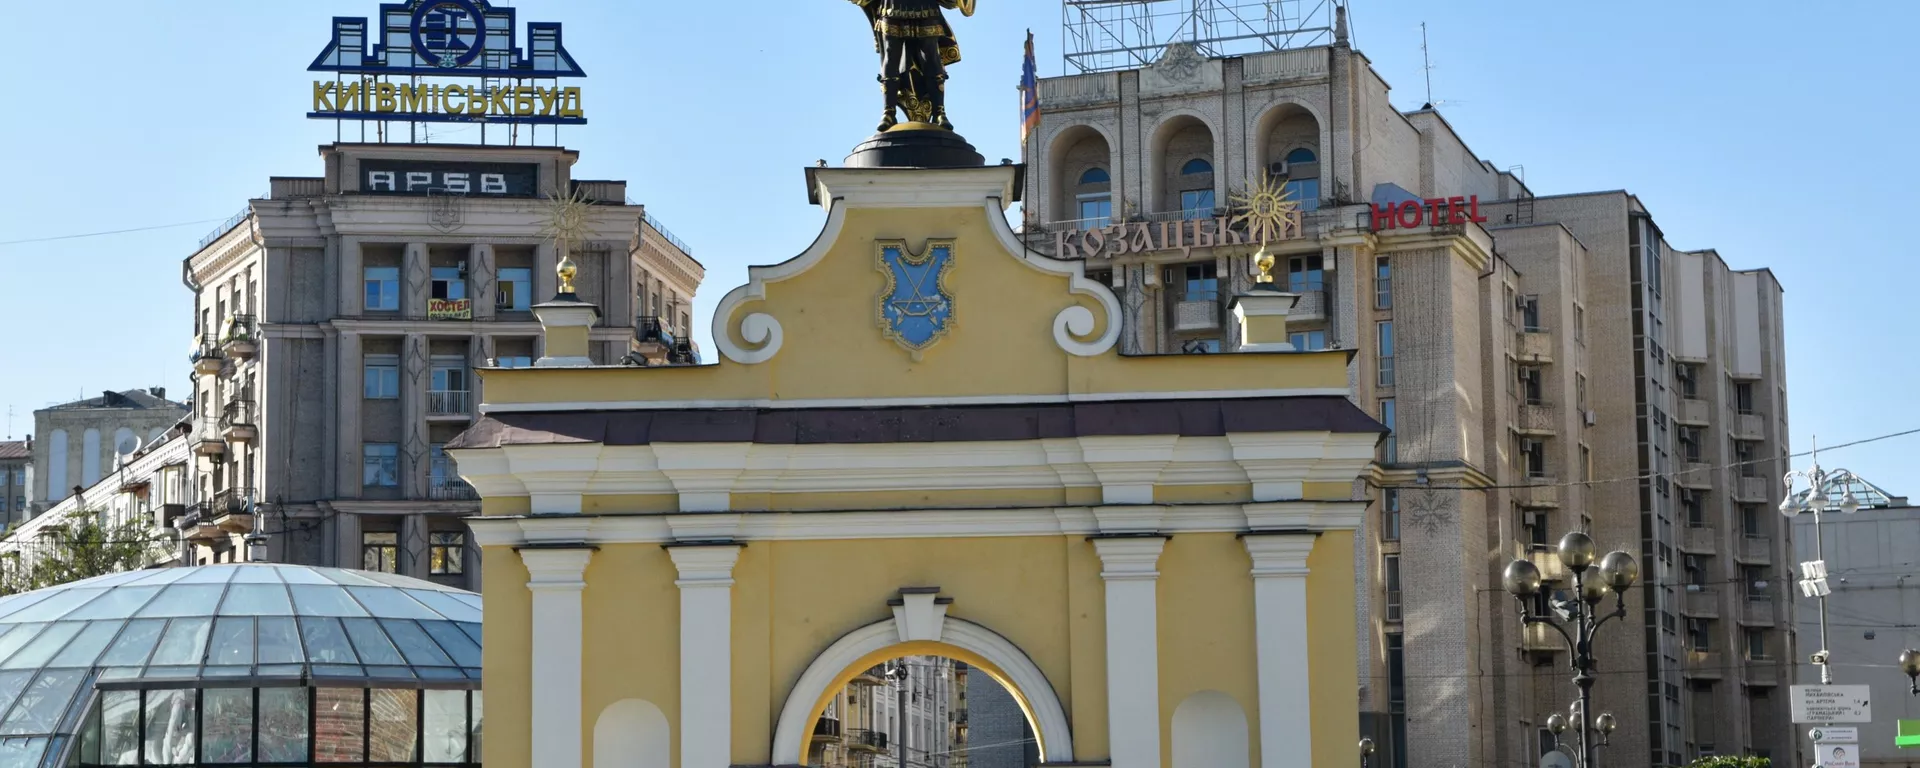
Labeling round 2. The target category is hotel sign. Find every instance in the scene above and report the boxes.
[428,298,473,320]
[308,0,589,125]
[1052,215,1287,260]
[1371,195,1489,231]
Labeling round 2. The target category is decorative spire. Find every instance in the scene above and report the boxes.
[539,185,594,298]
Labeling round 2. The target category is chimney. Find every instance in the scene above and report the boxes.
[150,387,166,400]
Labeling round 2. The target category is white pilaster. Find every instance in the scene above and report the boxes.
[520,546,595,768]
[1092,536,1168,768]
[1243,534,1315,768]
[669,544,744,768]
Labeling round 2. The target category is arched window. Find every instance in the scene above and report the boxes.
[1284,147,1317,165]
[1079,167,1110,185]
[1075,168,1114,230]
[1276,146,1321,211]
[1180,158,1212,175]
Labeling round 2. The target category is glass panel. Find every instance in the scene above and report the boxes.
[258,687,309,762]
[382,620,454,666]
[344,587,438,619]
[230,567,284,584]
[369,689,419,761]
[1,590,104,624]
[49,621,123,668]
[63,587,162,620]
[0,737,48,766]
[119,569,192,587]
[367,665,414,679]
[202,688,252,763]
[142,689,196,765]
[275,566,334,585]
[457,622,482,646]
[311,664,364,678]
[403,590,482,623]
[206,618,255,666]
[99,620,166,666]
[0,623,81,669]
[139,666,198,680]
[177,567,238,584]
[147,618,212,666]
[136,585,227,618]
[257,617,304,664]
[200,666,251,677]
[417,621,481,667]
[0,669,86,735]
[92,690,141,765]
[96,668,140,682]
[341,619,406,665]
[257,664,306,677]
[471,690,483,758]
[314,688,366,762]
[319,569,383,587]
[298,618,359,664]
[0,671,35,727]
[219,584,294,616]
[288,586,370,618]
[416,667,464,680]
[0,593,58,622]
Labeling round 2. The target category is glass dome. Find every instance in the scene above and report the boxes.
[0,564,482,767]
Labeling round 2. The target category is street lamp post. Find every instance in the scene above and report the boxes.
[1780,442,1866,685]
[1503,531,1639,768]
[1901,649,1920,696]
[1357,737,1374,768]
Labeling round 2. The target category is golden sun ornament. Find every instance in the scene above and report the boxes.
[539,186,594,295]
[1229,173,1304,249]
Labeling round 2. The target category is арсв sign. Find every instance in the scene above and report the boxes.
[308,0,588,125]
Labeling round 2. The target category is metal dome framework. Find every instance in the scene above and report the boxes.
[0,564,483,767]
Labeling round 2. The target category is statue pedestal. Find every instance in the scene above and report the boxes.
[1231,287,1301,353]
[845,124,985,169]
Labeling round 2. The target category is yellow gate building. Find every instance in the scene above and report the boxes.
[452,162,1383,768]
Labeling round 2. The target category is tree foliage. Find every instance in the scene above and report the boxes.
[1686,756,1769,768]
[0,509,169,594]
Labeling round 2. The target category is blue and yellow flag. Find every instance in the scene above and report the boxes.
[1020,30,1040,146]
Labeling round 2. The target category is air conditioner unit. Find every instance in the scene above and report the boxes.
[1585,410,1598,426]
[1515,296,1529,311]
[1685,584,1703,593]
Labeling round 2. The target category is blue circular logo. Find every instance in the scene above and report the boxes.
[411,0,487,69]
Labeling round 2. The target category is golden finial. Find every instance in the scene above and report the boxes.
[1254,247,1276,284]
[539,185,594,297]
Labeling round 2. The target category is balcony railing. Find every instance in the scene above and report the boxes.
[1734,412,1766,439]
[1515,329,1553,362]
[222,315,258,359]
[1677,462,1713,489]
[813,718,843,740]
[1680,524,1716,554]
[1526,544,1567,584]
[1682,586,1720,617]
[1516,476,1559,509]
[220,400,257,442]
[845,729,888,752]
[636,316,677,347]
[1684,650,1724,679]
[1516,402,1557,436]
[1678,398,1710,425]
[191,333,226,374]
[428,390,471,416]
[1740,535,1773,563]
[1742,597,1774,626]
[429,477,479,501]
[1735,476,1769,502]
[1522,622,1561,653]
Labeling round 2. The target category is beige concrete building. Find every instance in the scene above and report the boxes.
[811,658,969,768]
[0,428,192,581]
[1022,16,1792,767]
[182,142,702,589]
[0,440,28,524]
[29,388,187,511]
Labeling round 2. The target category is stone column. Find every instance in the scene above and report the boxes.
[1092,536,1167,768]
[470,243,497,321]
[534,242,558,301]
[334,332,362,498]
[669,544,745,768]
[400,512,432,579]
[403,243,430,320]
[333,509,362,570]
[402,333,430,497]
[1244,534,1316,768]
[520,546,594,768]
[339,239,364,316]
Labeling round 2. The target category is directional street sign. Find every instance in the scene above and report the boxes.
[1793,685,1873,724]
[1810,726,1860,743]
[1818,742,1859,768]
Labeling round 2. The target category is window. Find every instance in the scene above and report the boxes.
[430,359,470,414]
[1683,490,1704,527]
[1383,555,1402,621]
[362,443,399,488]
[1382,490,1400,541]
[1288,255,1324,293]
[498,267,532,311]
[1743,565,1768,601]
[1180,262,1218,303]
[1077,196,1112,229]
[1677,363,1698,399]
[1518,366,1544,405]
[430,532,465,575]
[1519,295,1542,332]
[364,266,400,311]
[1180,189,1215,219]
[1685,555,1707,587]
[1288,330,1327,351]
[1181,338,1221,354]
[496,356,533,369]
[1680,427,1702,462]
[1385,633,1405,708]
[362,355,400,399]
[1080,167,1110,185]
[1574,305,1585,344]
[1377,322,1395,387]
[1687,618,1710,652]
[1744,629,1766,660]
[1741,504,1761,537]
[1734,440,1758,477]
[1180,158,1212,175]
[430,266,466,301]
[1519,438,1547,478]
[1379,399,1397,463]
[1734,382,1755,414]
[1278,148,1320,211]
[1375,256,1392,309]
[363,532,398,573]
[1576,374,1588,413]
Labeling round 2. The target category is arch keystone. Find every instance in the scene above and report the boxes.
[888,587,952,642]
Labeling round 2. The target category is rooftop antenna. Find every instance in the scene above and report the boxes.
[1420,22,1433,108]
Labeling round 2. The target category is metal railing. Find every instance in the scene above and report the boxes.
[190,333,225,365]
[813,718,843,739]
[428,390,471,416]
[636,316,677,346]
[429,478,479,500]
[212,488,253,517]
[644,211,695,256]
[845,730,888,751]
[222,314,258,343]
[198,200,261,250]
[220,400,256,430]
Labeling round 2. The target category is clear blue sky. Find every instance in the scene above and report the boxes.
[0,1,1913,492]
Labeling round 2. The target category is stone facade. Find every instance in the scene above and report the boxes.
[181,143,702,590]
[1025,31,1791,768]
[0,429,192,576]
[0,440,28,524]
[30,389,187,512]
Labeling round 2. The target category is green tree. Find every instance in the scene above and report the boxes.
[1686,756,1770,768]
[0,509,169,594]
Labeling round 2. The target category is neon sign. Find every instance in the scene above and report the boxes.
[308,0,588,125]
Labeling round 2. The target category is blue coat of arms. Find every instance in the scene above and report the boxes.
[876,239,955,356]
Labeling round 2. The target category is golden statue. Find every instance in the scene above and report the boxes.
[851,0,976,132]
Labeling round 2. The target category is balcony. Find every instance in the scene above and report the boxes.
[1740,598,1775,626]
[1522,622,1563,654]
[630,316,681,364]
[1739,535,1773,564]
[1516,476,1560,509]
[428,477,479,501]
[813,718,843,742]
[1684,650,1724,680]
[193,423,227,457]
[1173,298,1220,332]
[845,729,888,753]
[1515,329,1553,363]
[1516,402,1557,436]
[1682,586,1720,618]
[428,390,471,417]
[191,334,226,375]
[1680,524,1717,555]
[211,488,254,533]
[220,400,257,443]
[850,666,886,686]
[160,503,187,528]
[179,505,223,542]
[1676,462,1714,490]
[1526,544,1568,584]
[221,314,258,359]
[1678,398,1711,425]
[1744,661,1780,687]
[1734,476,1769,503]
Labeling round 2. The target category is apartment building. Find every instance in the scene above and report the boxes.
[182,142,702,589]
[1022,14,1791,767]
[0,428,191,583]
[29,389,187,511]
[811,657,968,768]
[0,440,27,524]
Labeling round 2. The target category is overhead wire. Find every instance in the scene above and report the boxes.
[0,219,226,247]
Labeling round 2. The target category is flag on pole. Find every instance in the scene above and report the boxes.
[1019,30,1041,146]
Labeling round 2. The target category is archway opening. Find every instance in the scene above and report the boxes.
[1256,103,1324,211]
[1048,124,1114,230]
[805,651,1038,768]
[1149,115,1216,217]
